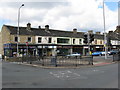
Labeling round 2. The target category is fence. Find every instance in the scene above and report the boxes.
[5,55,93,67]
[21,56,93,67]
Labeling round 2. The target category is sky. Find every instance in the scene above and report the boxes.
[0,0,119,33]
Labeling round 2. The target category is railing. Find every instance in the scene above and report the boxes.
[27,56,93,67]
[5,55,93,67]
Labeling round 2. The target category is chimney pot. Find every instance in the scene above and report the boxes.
[27,23,31,30]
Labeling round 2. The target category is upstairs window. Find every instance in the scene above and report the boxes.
[15,36,18,42]
[38,37,42,43]
[28,37,32,42]
[48,38,52,43]
[100,40,102,44]
[57,38,69,44]
[73,39,75,44]
[79,39,82,44]
[95,40,97,44]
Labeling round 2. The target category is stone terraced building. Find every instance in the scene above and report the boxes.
[0,23,119,57]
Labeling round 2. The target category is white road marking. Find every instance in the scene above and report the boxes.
[49,70,87,80]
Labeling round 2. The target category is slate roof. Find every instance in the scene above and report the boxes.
[108,32,120,40]
[4,25,104,39]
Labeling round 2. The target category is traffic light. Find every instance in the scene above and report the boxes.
[89,34,94,43]
[83,34,88,44]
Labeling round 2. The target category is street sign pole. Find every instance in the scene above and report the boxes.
[87,33,91,56]
[26,42,28,56]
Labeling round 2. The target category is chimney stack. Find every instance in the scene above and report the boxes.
[45,25,49,31]
[108,31,113,34]
[96,32,101,35]
[27,23,31,30]
[73,28,77,34]
[38,26,41,29]
[88,30,93,34]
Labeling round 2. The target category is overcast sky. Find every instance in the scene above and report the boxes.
[0,0,119,33]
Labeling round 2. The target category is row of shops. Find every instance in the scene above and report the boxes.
[4,43,119,57]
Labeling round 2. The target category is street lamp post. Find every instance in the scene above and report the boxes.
[103,0,107,59]
[17,4,24,57]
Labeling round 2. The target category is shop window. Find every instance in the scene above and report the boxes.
[28,37,32,42]
[38,37,42,43]
[15,36,18,42]
[48,38,52,43]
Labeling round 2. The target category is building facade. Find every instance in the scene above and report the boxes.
[0,23,119,57]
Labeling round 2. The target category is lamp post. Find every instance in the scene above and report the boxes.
[103,0,107,59]
[17,4,24,57]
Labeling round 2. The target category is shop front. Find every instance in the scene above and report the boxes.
[4,43,37,57]
[57,45,72,56]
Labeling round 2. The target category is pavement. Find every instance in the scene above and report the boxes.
[93,56,116,67]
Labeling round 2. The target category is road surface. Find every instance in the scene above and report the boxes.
[2,61,119,88]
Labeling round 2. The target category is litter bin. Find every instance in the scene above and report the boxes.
[51,56,57,67]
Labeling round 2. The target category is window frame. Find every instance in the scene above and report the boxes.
[14,36,19,42]
[73,39,75,44]
[48,37,52,43]
[27,37,32,42]
[38,37,42,43]
[57,38,69,44]
[79,39,82,44]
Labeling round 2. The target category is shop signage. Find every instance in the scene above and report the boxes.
[57,46,71,48]
[96,46,100,48]
[84,46,88,48]
[26,42,28,46]
[113,46,116,48]
[38,46,57,48]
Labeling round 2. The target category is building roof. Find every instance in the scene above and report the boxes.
[108,32,120,40]
[3,24,104,39]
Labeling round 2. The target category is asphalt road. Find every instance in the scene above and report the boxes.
[2,61,119,88]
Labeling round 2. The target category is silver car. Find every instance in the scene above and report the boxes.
[66,52,81,58]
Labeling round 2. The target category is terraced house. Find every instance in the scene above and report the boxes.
[0,23,119,57]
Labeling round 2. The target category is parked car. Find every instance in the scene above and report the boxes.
[108,50,119,55]
[66,52,81,58]
[92,52,102,56]
[101,51,106,55]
